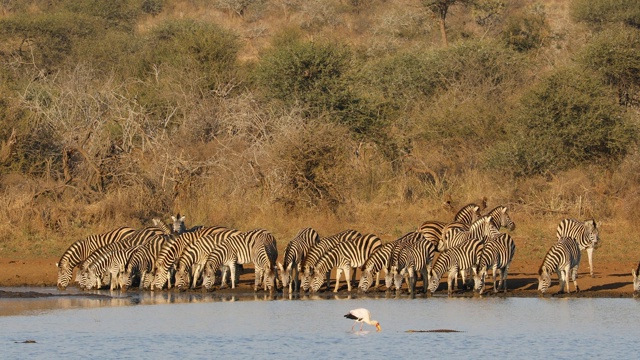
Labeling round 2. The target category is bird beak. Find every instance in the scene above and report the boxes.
[376,323,382,332]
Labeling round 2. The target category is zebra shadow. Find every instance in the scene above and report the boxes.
[588,282,629,291]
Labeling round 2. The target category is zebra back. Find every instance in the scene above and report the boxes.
[56,226,136,290]
[417,221,446,247]
[556,218,599,250]
[443,216,500,250]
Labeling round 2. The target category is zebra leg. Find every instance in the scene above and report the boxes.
[334,268,343,292]
[447,270,457,296]
[572,266,580,293]
[586,247,594,277]
[557,269,566,294]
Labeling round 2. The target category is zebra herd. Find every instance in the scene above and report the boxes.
[56,206,603,296]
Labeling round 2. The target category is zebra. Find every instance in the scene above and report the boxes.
[358,242,395,293]
[118,234,169,291]
[632,261,640,297]
[173,228,240,291]
[538,237,581,295]
[200,230,262,290]
[56,226,137,290]
[277,228,320,292]
[309,233,381,293]
[77,226,166,289]
[386,231,426,291]
[417,203,483,248]
[251,229,279,292]
[300,229,362,292]
[85,244,146,290]
[397,237,437,295]
[556,218,599,277]
[440,216,500,252]
[427,238,484,296]
[151,226,229,290]
[473,233,516,294]
[485,205,516,231]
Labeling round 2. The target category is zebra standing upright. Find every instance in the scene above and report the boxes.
[485,205,516,231]
[417,203,483,248]
[56,226,137,290]
[277,228,320,292]
[309,233,381,293]
[397,237,437,295]
[632,261,640,297]
[556,218,599,277]
[538,237,582,295]
[473,233,516,294]
[300,229,361,292]
[427,238,484,296]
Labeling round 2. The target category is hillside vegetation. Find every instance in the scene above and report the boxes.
[0,0,639,267]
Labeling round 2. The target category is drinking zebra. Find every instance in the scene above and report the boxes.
[200,229,262,290]
[119,233,170,291]
[56,226,137,290]
[428,238,484,295]
[173,228,240,291]
[632,261,640,297]
[386,231,427,291]
[309,233,381,292]
[277,227,320,292]
[300,229,362,292]
[84,244,144,290]
[538,237,581,295]
[556,218,599,277]
[473,233,516,294]
[151,226,228,290]
[358,242,394,293]
[251,229,279,291]
[397,237,437,295]
[77,226,166,289]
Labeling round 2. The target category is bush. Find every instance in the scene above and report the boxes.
[571,0,640,28]
[502,3,549,52]
[486,67,637,176]
[579,26,640,105]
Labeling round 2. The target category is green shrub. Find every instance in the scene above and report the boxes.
[502,3,549,52]
[486,67,637,176]
[571,0,640,28]
[579,26,640,105]
[64,0,141,32]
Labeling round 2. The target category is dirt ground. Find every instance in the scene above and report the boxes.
[0,256,636,298]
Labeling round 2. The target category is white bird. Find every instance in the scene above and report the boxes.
[344,308,381,332]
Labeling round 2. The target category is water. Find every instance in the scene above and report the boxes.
[1,288,638,359]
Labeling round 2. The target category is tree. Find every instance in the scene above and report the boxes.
[421,0,471,46]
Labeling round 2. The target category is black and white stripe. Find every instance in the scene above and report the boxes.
[397,237,437,294]
[473,233,516,294]
[56,226,137,290]
[485,205,516,231]
[538,236,581,295]
[119,234,170,291]
[251,229,279,291]
[277,228,320,292]
[440,216,500,252]
[300,229,361,292]
[309,233,381,292]
[358,242,395,293]
[428,238,484,295]
[556,218,599,277]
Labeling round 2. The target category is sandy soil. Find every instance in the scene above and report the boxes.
[0,257,636,298]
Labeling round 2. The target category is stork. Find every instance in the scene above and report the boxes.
[344,308,381,332]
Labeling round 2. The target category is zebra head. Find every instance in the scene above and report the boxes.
[633,263,640,297]
[358,269,374,293]
[263,267,277,292]
[427,269,440,294]
[56,261,73,290]
[174,266,191,292]
[118,268,133,292]
[141,272,154,290]
[537,267,552,294]
[201,263,217,291]
[277,262,291,290]
[472,265,486,294]
[152,268,169,291]
[171,214,187,234]
[384,267,395,290]
[393,269,405,292]
[497,206,516,231]
[309,273,324,293]
[300,266,314,292]
[584,219,599,249]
